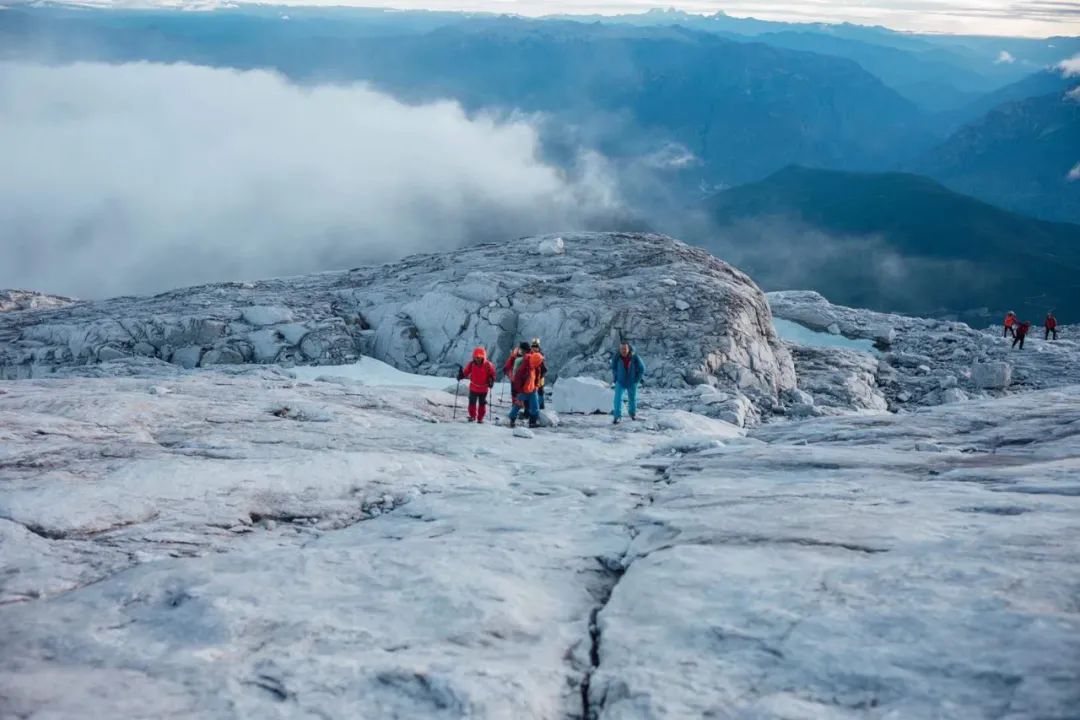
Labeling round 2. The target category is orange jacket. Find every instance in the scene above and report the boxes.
[1004,314,1016,327]
[513,352,544,394]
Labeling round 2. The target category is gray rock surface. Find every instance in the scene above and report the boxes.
[0,233,796,405]
[769,290,1080,411]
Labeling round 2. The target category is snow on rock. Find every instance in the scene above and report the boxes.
[0,234,796,410]
[536,236,565,256]
[941,387,969,403]
[240,305,294,326]
[1,366,1078,718]
[551,376,613,415]
[536,409,560,427]
[0,289,77,314]
[511,426,535,438]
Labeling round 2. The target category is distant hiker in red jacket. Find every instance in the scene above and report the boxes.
[1003,311,1017,338]
[457,347,496,423]
[1012,321,1031,350]
[1045,312,1058,341]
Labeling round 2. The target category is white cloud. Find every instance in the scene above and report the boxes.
[1067,86,1080,102]
[1060,53,1080,77]
[995,50,1015,64]
[1068,162,1080,182]
[0,61,619,298]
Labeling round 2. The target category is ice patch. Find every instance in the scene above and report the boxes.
[241,306,294,326]
[772,318,876,353]
[287,357,453,390]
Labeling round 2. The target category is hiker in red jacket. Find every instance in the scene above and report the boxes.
[457,347,496,423]
[1012,321,1031,350]
[1045,312,1058,341]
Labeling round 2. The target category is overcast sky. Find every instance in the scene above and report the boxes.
[231,0,1080,37]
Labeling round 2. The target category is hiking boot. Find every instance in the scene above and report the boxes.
[528,419,539,429]
[467,417,475,423]
[613,417,620,425]
[630,414,636,421]
[509,418,516,429]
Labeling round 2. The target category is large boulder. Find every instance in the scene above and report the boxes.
[551,376,613,415]
[0,234,796,404]
[972,361,1012,389]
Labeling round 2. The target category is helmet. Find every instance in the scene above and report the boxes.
[530,337,541,348]
[472,347,486,360]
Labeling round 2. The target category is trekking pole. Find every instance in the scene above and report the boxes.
[452,366,462,420]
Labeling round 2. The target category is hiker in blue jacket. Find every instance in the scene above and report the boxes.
[611,341,646,424]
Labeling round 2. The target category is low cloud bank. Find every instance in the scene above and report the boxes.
[0,61,621,298]
[1060,53,1080,77]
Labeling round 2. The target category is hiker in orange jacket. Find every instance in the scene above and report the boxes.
[509,345,544,429]
[1045,312,1058,341]
[1003,311,1017,338]
[457,347,496,423]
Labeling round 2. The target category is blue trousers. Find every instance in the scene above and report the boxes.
[509,391,539,421]
[613,383,637,419]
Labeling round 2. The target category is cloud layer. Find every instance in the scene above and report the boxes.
[0,61,619,298]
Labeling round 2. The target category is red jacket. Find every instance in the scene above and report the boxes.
[513,352,544,394]
[1046,315,1057,330]
[1016,321,1031,338]
[460,359,496,393]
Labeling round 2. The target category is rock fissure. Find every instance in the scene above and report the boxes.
[578,554,628,720]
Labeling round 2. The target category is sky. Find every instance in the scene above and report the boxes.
[223,0,1080,37]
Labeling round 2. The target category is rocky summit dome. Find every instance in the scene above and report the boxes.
[0,233,796,400]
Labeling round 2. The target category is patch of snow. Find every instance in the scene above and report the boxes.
[536,236,565,256]
[288,356,454,391]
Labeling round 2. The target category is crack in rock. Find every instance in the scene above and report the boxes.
[577,555,627,720]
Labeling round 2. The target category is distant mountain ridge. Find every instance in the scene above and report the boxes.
[0,9,935,188]
[702,166,1080,321]
[919,90,1080,224]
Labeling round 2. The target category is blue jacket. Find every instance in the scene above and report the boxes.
[611,350,646,387]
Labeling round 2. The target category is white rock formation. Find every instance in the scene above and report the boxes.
[0,234,796,407]
[551,376,614,415]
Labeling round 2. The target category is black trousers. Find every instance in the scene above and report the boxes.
[1045,328,1058,340]
[1004,325,1015,338]
[1012,335,1026,349]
